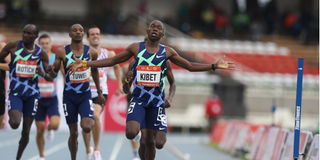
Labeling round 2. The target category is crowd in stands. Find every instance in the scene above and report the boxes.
[0,0,318,44]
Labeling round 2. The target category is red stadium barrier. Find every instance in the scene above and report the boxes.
[210,121,316,160]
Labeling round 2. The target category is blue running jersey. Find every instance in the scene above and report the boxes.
[64,44,91,94]
[8,40,42,97]
[131,42,167,107]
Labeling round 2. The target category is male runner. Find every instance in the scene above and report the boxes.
[0,42,8,129]
[0,24,51,160]
[48,24,103,160]
[68,20,235,160]
[35,33,61,160]
[82,26,124,160]
[123,59,176,160]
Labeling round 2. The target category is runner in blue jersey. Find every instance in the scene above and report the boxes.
[35,33,62,160]
[47,24,103,160]
[68,20,235,160]
[123,58,176,160]
[0,24,51,160]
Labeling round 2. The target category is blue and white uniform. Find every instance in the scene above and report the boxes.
[8,40,41,118]
[127,42,168,132]
[35,53,60,121]
[63,44,94,124]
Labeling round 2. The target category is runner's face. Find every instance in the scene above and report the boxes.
[87,28,101,47]
[70,24,84,42]
[147,21,164,41]
[22,26,38,44]
[39,37,52,53]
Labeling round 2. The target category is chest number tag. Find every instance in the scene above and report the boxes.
[137,65,161,87]
[69,67,90,83]
[16,60,37,78]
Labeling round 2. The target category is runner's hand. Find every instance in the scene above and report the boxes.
[164,98,172,108]
[215,56,235,70]
[115,86,124,96]
[36,66,45,77]
[98,93,106,106]
[67,55,83,75]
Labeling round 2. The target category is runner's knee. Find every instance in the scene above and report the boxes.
[155,138,166,149]
[126,127,139,139]
[9,120,20,129]
[50,121,59,130]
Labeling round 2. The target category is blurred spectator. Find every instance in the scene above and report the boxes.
[283,13,301,36]
[0,2,6,20]
[232,12,250,34]
[138,0,147,16]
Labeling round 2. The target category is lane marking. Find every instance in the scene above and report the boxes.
[165,141,190,160]
[109,136,124,160]
[28,141,67,160]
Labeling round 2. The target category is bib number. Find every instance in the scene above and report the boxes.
[16,60,37,78]
[69,67,90,83]
[137,65,161,87]
[38,79,55,97]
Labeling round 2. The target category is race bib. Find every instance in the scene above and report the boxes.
[137,65,161,87]
[38,79,54,97]
[69,67,90,83]
[89,72,104,89]
[16,60,37,78]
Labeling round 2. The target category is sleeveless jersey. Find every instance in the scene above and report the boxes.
[64,44,91,94]
[131,42,167,107]
[90,48,109,98]
[8,40,42,97]
[38,53,57,98]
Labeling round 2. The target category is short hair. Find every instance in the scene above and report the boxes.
[38,33,51,42]
[86,25,100,37]
[24,24,39,35]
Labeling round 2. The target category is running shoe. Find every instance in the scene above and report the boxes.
[46,130,54,142]
[93,150,102,160]
[86,146,94,160]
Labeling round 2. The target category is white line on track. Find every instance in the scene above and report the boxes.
[27,141,67,160]
[165,141,190,160]
[109,136,124,160]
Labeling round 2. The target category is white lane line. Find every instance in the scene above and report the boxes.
[165,141,191,160]
[109,136,124,160]
[28,141,67,160]
[0,138,19,148]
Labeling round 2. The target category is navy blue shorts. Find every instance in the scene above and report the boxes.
[63,91,94,124]
[8,94,39,118]
[35,96,60,121]
[126,98,167,132]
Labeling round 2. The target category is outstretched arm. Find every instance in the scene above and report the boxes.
[68,43,139,74]
[165,61,176,108]
[167,47,235,72]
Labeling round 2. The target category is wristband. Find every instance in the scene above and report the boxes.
[97,89,102,94]
[82,60,88,68]
[211,63,216,71]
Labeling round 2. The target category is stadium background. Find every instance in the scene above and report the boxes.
[0,0,318,159]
